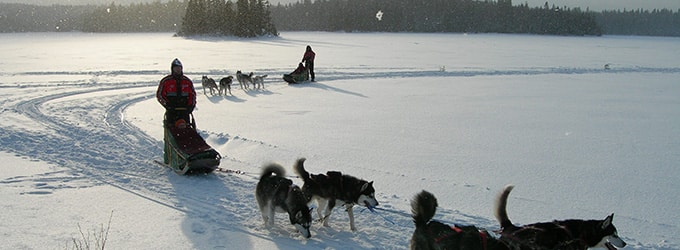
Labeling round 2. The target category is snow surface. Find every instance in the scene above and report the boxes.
[0,32,679,249]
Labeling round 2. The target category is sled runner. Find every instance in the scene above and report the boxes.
[283,69,309,84]
[162,115,220,175]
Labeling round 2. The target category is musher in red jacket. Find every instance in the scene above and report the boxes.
[156,58,196,128]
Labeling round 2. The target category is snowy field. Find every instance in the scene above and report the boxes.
[0,32,679,249]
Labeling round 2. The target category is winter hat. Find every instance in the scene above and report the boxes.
[171,58,183,68]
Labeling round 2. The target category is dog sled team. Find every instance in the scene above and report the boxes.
[200,45,316,95]
[255,157,626,250]
[260,163,627,250]
[158,59,626,248]
[201,71,268,96]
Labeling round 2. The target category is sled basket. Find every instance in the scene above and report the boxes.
[283,69,309,84]
[163,120,220,175]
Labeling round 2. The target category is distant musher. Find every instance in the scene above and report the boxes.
[301,45,316,81]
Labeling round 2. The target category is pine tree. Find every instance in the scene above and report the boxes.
[217,0,235,35]
[180,0,208,35]
[234,0,251,37]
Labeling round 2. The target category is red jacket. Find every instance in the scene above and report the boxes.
[156,74,196,110]
[302,50,315,63]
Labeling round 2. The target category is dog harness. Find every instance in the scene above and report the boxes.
[432,226,489,250]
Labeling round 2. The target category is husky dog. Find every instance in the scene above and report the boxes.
[252,74,268,89]
[495,185,627,250]
[410,190,511,250]
[255,163,312,238]
[219,76,233,95]
[236,70,254,90]
[293,158,378,231]
[201,76,218,95]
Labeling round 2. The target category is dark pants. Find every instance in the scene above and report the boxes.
[305,61,315,81]
[163,107,192,163]
[164,108,192,127]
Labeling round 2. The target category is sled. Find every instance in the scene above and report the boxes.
[283,69,309,84]
[162,115,220,175]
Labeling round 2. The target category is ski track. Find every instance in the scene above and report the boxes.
[0,78,416,248]
[4,65,680,87]
[0,66,671,249]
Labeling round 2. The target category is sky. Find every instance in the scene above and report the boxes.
[2,0,679,11]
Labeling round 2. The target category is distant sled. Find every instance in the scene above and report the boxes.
[161,114,221,175]
[283,69,309,84]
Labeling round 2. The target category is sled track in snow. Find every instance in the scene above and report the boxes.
[0,82,413,248]
[8,65,680,88]
[1,84,264,233]
[0,85,243,216]
[6,85,172,190]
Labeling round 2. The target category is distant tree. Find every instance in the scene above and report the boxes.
[180,0,208,35]
[257,0,278,35]
[178,0,275,37]
[216,0,235,35]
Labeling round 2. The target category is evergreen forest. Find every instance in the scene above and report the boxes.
[0,0,678,37]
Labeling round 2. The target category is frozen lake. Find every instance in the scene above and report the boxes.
[0,32,679,249]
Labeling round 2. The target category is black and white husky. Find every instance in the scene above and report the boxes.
[201,75,218,95]
[218,76,232,96]
[255,163,312,238]
[252,74,268,89]
[236,70,253,90]
[293,158,379,231]
[410,190,511,250]
[495,185,627,250]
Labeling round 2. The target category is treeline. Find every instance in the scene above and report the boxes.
[0,2,184,32]
[81,0,186,32]
[269,0,679,36]
[0,3,91,32]
[271,0,603,35]
[596,8,680,36]
[178,0,278,37]
[1,1,679,37]
[0,0,278,36]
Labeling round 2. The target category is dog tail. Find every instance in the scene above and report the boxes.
[494,184,515,230]
[411,190,438,228]
[293,158,311,183]
[260,163,286,180]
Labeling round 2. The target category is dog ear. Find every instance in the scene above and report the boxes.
[360,182,369,192]
[601,213,614,229]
